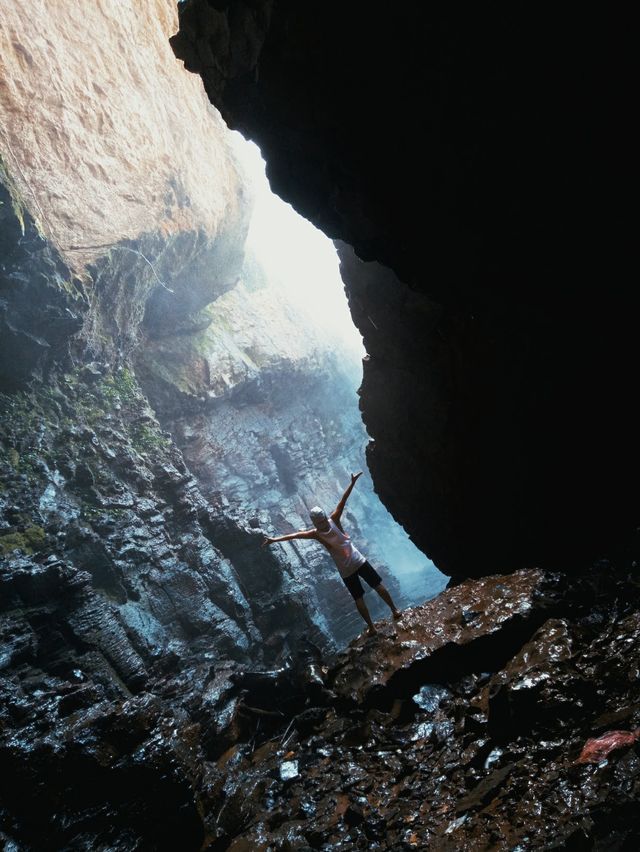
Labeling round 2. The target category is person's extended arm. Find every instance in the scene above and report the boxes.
[262,530,317,547]
[331,471,363,522]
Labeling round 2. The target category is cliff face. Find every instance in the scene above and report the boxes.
[172,1,638,579]
[0,0,246,265]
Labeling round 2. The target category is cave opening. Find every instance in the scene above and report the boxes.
[163,130,448,646]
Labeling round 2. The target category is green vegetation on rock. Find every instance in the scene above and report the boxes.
[100,367,139,407]
[8,448,20,469]
[0,524,46,556]
[131,423,171,455]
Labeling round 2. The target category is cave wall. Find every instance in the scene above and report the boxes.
[172,1,638,578]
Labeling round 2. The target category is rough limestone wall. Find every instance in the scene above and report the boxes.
[0,0,251,357]
[0,0,245,269]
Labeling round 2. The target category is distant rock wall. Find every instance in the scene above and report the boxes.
[137,258,444,646]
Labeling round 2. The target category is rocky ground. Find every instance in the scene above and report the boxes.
[3,533,640,848]
[202,561,640,850]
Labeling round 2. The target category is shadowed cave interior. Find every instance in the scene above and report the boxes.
[0,2,638,850]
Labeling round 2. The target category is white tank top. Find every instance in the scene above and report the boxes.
[315,519,366,577]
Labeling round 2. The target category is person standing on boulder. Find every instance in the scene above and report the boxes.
[262,472,401,635]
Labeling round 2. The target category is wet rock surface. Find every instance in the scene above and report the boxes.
[0,355,334,847]
[3,381,640,852]
[0,362,329,664]
[330,570,544,707]
[207,561,640,851]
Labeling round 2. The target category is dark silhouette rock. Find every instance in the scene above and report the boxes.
[173,1,637,579]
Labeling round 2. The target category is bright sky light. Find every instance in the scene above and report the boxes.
[228,133,447,609]
[230,133,365,362]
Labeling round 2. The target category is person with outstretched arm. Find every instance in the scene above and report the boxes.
[262,472,401,635]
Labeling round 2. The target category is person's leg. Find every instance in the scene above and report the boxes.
[375,583,402,619]
[355,596,376,634]
[344,572,377,634]
[358,561,402,620]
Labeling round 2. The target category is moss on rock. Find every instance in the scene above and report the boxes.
[0,524,46,556]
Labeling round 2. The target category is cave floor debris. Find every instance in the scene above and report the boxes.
[4,553,640,849]
[193,564,640,850]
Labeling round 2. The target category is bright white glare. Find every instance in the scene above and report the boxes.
[230,134,365,362]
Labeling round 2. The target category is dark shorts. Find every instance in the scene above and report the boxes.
[342,560,383,600]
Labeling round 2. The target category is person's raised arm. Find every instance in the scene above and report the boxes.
[331,471,362,523]
[262,529,317,548]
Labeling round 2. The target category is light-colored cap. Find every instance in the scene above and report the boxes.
[309,506,327,525]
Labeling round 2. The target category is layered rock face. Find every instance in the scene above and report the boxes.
[172,2,637,578]
[150,553,640,850]
[0,0,249,361]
